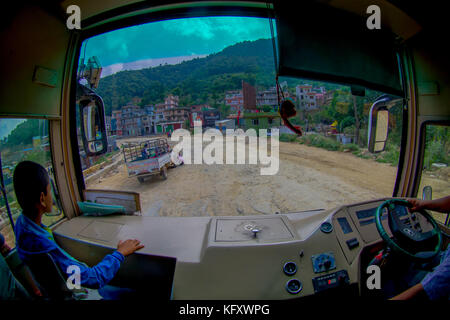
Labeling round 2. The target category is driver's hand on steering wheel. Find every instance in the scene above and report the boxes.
[407,196,450,214]
[407,198,427,212]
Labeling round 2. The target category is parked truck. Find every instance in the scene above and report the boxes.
[122,138,172,183]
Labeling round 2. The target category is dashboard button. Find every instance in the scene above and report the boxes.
[320,221,333,233]
[286,279,303,294]
[346,238,359,250]
[283,261,297,276]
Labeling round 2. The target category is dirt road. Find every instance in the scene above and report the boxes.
[86,140,408,217]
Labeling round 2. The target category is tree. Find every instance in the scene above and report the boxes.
[4,120,40,149]
[217,104,231,117]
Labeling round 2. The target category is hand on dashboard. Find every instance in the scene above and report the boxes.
[117,239,145,256]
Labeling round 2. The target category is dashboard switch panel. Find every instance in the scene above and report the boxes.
[311,252,336,273]
[312,270,349,293]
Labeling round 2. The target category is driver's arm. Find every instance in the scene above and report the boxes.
[390,283,426,300]
[391,247,450,300]
[408,196,450,213]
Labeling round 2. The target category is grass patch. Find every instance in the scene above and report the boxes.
[291,133,401,166]
[280,133,299,142]
[298,134,341,151]
[374,146,399,166]
[342,143,359,152]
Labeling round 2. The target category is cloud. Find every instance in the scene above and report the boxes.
[103,32,130,59]
[163,19,215,40]
[82,16,271,69]
[101,54,207,77]
[162,17,270,42]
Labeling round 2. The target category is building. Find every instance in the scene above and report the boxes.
[141,105,156,135]
[296,84,313,110]
[296,84,327,111]
[151,95,190,133]
[32,136,41,148]
[190,111,203,127]
[256,87,278,110]
[162,107,190,131]
[190,104,212,113]
[163,107,189,122]
[155,102,166,113]
[105,116,112,136]
[119,104,144,136]
[203,109,221,128]
[153,112,165,123]
[141,114,153,135]
[154,121,184,134]
[109,95,190,136]
[165,94,179,109]
[225,90,244,113]
[241,112,281,131]
[154,94,180,112]
[111,110,122,135]
[242,81,257,110]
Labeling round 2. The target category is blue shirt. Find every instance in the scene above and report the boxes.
[421,247,450,300]
[0,253,29,300]
[14,214,124,289]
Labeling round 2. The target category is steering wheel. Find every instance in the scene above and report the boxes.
[375,199,442,262]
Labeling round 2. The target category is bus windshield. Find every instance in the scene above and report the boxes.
[76,16,405,217]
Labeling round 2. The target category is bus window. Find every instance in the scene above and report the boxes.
[75,16,403,217]
[0,118,64,248]
[417,124,450,225]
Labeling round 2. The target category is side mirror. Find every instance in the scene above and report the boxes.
[367,95,402,153]
[77,86,108,156]
[422,186,432,201]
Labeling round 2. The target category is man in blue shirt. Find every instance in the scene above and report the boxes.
[13,161,144,299]
[391,196,450,300]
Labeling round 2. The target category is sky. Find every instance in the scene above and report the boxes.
[81,16,273,77]
[0,119,25,139]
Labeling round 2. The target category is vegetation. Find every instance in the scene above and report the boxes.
[1,119,46,149]
[298,134,341,151]
[292,132,401,166]
[96,39,276,115]
[423,125,450,168]
[279,133,298,142]
[94,39,336,116]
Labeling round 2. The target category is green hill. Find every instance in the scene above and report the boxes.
[95,38,277,115]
